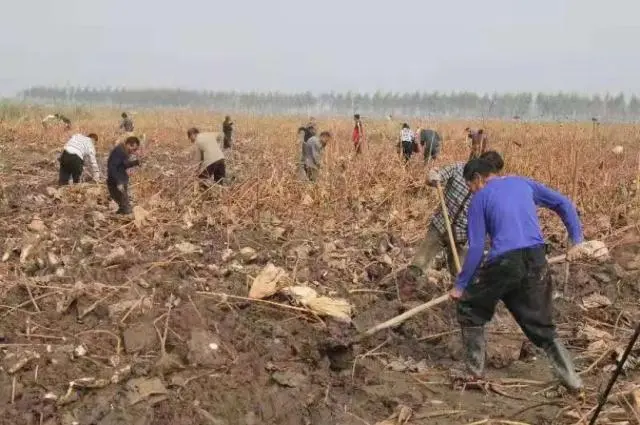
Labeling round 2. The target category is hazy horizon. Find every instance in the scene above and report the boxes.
[2,0,639,97]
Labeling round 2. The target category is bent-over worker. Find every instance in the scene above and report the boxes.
[59,133,100,185]
[398,151,504,300]
[188,128,226,184]
[418,128,442,162]
[301,131,331,181]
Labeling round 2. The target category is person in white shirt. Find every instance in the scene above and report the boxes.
[399,123,416,162]
[59,133,100,185]
[187,128,226,184]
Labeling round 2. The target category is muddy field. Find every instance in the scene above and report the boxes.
[0,110,639,425]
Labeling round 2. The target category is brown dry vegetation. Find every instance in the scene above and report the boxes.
[0,107,639,425]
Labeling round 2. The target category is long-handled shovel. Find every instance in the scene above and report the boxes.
[322,180,461,367]
[355,180,460,340]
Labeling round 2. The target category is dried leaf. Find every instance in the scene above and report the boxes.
[173,242,202,255]
[281,285,352,322]
[249,263,287,299]
[582,293,612,309]
[103,246,127,266]
[240,247,258,262]
[27,218,46,233]
[133,206,151,229]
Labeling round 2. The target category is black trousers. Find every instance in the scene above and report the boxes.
[59,151,84,185]
[199,159,226,183]
[107,182,132,214]
[223,133,232,149]
[402,141,414,161]
[457,245,557,349]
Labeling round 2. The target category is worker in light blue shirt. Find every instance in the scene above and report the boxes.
[451,158,590,392]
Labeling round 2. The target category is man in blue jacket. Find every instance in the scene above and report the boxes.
[107,136,141,214]
[451,158,590,392]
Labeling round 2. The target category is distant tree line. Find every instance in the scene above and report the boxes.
[17,86,640,121]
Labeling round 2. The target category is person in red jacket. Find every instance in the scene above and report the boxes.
[352,114,364,154]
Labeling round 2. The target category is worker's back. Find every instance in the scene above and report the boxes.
[473,176,545,260]
[195,132,225,167]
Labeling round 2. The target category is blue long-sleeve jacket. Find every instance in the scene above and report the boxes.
[455,176,584,291]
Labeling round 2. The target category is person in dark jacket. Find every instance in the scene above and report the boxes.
[106,136,141,214]
[417,128,442,162]
[222,116,234,149]
[303,117,317,142]
[120,113,134,133]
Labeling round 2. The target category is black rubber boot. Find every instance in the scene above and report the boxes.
[461,326,486,379]
[544,339,583,391]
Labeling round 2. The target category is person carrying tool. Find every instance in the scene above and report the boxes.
[107,136,141,214]
[451,157,597,392]
[188,128,226,184]
[352,114,364,154]
[466,128,487,160]
[58,133,101,185]
[398,151,504,299]
[301,131,331,181]
[399,123,416,162]
[222,116,234,149]
[417,128,442,162]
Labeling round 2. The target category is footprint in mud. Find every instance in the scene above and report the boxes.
[318,342,355,371]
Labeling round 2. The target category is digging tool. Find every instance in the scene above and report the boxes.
[589,321,640,425]
[336,179,463,351]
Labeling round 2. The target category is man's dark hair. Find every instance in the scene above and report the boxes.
[187,127,200,138]
[478,129,484,134]
[121,112,128,118]
[87,133,99,142]
[402,123,409,129]
[354,114,360,120]
[479,150,504,172]
[125,136,140,147]
[320,131,331,138]
[463,158,495,182]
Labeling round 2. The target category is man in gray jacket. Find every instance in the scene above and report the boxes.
[301,131,331,181]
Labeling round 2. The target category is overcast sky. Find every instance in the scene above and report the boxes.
[1,0,639,96]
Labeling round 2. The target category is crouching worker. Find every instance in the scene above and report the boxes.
[451,157,591,392]
[188,128,226,184]
[399,151,504,298]
[59,133,100,185]
[302,131,331,181]
[107,136,141,214]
